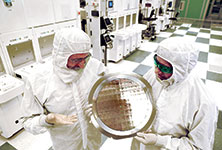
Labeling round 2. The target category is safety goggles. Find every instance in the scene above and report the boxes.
[67,53,91,70]
[153,54,173,74]
[69,53,90,63]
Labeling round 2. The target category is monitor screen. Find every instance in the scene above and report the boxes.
[145,3,152,7]
[105,35,111,43]
[105,18,112,26]
[168,2,172,7]
[108,1,113,8]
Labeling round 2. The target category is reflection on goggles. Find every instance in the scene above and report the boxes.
[154,54,173,74]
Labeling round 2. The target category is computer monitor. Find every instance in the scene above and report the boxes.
[145,3,152,7]
[104,35,112,43]
[108,0,113,8]
[105,18,112,26]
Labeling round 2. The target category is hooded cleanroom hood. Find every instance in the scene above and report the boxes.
[155,37,199,86]
[52,27,91,83]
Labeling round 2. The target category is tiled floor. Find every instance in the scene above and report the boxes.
[0,22,222,150]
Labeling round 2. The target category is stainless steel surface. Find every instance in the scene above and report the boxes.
[89,73,156,139]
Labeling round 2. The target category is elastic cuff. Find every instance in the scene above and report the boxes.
[39,115,54,127]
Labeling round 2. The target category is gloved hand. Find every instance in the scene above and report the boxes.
[134,131,157,145]
[84,104,93,118]
[46,113,77,125]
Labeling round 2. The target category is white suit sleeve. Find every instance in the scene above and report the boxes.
[154,101,218,150]
[21,80,53,135]
[95,58,108,76]
[99,63,108,75]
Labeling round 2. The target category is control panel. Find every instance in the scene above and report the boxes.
[15,56,53,80]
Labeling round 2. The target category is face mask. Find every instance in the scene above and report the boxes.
[154,54,173,74]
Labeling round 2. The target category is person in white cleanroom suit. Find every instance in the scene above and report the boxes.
[131,37,218,150]
[21,27,106,150]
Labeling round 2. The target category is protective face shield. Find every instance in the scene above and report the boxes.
[66,53,91,70]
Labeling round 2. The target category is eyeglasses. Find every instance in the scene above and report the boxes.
[66,53,91,70]
[70,57,88,63]
[153,54,173,74]
[69,53,91,63]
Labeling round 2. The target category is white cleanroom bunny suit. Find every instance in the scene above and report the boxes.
[131,37,218,150]
[21,27,106,150]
